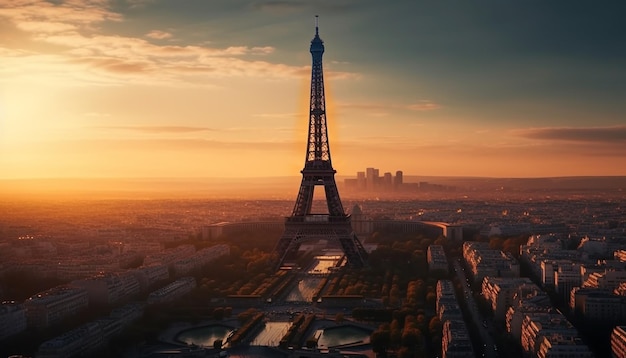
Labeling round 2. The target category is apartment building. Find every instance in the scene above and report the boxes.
[535,333,594,358]
[611,326,626,358]
[37,302,144,358]
[0,301,27,340]
[130,264,169,292]
[147,277,196,304]
[427,245,448,273]
[520,312,580,356]
[462,241,519,284]
[71,271,140,306]
[24,286,88,329]
[481,277,535,320]
[441,319,473,358]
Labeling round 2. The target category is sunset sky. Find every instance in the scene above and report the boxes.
[1,0,625,179]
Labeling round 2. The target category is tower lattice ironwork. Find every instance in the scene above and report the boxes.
[273,17,367,269]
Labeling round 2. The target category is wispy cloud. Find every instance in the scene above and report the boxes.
[406,100,441,111]
[250,0,358,13]
[98,126,216,133]
[146,30,172,40]
[338,99,442,113]
[253,112,302,119]
[0,0,314,85]
[512,125,626,143]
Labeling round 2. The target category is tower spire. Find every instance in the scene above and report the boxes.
[315,15,319,35]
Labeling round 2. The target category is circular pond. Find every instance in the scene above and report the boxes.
[176,324,234,347]
[316,325,372,348]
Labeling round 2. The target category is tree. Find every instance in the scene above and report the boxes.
[213,307,224,320]
[306,338,317,348]
[224,307,232,318]
[401,327,422,349]
[371,328,391,355]
[428,316,442,336]
[213,339,223,350]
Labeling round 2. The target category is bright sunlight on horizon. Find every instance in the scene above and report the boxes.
[1,1,626,181]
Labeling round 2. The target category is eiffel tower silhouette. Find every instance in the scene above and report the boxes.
[273,17,367,269]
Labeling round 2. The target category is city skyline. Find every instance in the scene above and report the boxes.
[1,1,626,181]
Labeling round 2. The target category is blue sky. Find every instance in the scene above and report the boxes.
[1,0,625,178]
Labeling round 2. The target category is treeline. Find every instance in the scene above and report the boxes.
[279,313,316,349]
[230,311,265,346]
[353,232,460,358]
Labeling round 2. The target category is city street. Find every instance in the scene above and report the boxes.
[453,259,499,358]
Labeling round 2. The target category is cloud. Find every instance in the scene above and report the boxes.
[406,100,441,111]
[250,0,360,13]
[513,125,626,143]
[98,126,216,133]
[253,112,302,119]
[146,30,172,40]
[0,0,122,32]
[0,0,333,86]
[338,100,441,113]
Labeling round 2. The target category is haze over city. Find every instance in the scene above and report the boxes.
[2,0,626,183]
[3,2,626,358]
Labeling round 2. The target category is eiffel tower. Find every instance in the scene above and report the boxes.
[273,17,367,269]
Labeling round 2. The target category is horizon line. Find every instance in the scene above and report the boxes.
[2,175,626,181]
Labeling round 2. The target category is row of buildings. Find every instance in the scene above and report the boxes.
[36,303,144,358]
[435,279,473,358]
[0,244,229,341]
[462,235,626,357]
[342,168,457,194]
[202,205,463,242]
[343,168,405,192]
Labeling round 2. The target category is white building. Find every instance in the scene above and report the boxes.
[611,326,626,358]
[436,280,456,302]
[506,303,553,343]
[442,319,473,358]
[130,264,169,292]
[554,262,582,301]
[147,277,196,304]
[71,271,140,306]
[463,241,519,284]
[36,302,144,358]
[536,333,594,358]
[0,301,27,340]
[481,277,535,320]
[520,312,579,356]
[37,321,103,358]
[110,302,145,326]
[24,286,88,329]
[582,269,626,290]
[570,287,626,323]
[427,245,448,273]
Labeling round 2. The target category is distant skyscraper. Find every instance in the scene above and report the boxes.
[366,168,380,191]
[366,167,376,190]
[383,172,392,190]
[395,170,404,189]
[356,171,366,190]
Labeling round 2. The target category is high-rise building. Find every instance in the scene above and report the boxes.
[356,171,366,190]
[395,170,403,188]
[383,172,392,190]
[365,167,376,190]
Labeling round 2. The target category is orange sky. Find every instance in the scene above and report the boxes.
[1,1,625,180]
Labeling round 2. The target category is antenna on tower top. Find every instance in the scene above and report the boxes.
[315,15,319,35]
